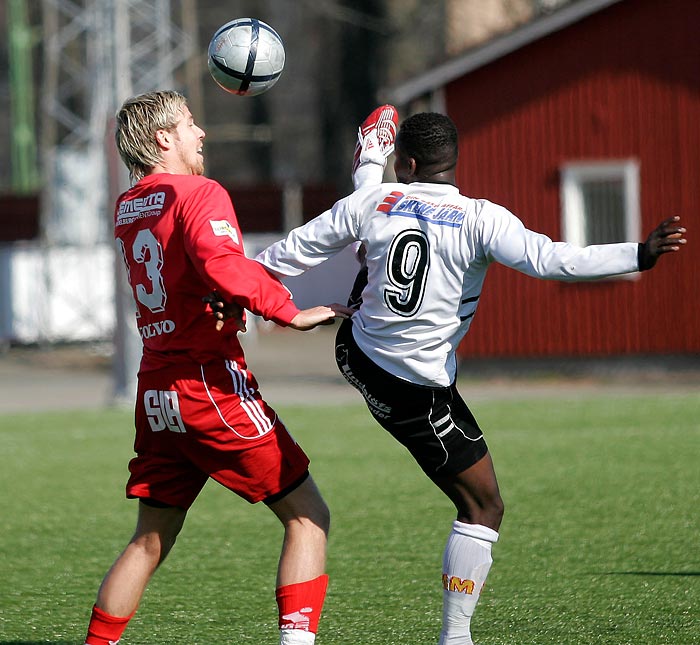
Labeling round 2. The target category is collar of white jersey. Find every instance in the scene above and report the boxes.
[410,180,459,190]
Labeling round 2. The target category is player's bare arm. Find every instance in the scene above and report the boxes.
[289,304,354,331]
[638,215,687,270]
[207,294,353,332]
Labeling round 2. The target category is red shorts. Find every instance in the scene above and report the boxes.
[127,359,310,508]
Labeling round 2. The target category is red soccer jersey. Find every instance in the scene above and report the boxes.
[114,173,299,372]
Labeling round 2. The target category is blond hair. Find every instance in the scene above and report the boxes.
[115,90,188,182]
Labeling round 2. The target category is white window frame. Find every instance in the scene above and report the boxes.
[560,159,641,247]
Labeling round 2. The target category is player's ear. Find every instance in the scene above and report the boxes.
[155,128,173,150]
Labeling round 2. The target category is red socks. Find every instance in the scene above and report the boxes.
[85,577,328,643]
[84,605,134,645]
[276,574,329,634]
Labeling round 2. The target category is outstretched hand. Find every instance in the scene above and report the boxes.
[289,303,355,331]
[203,292,246,332]
[205,293,354,332]
[638,216,687,271]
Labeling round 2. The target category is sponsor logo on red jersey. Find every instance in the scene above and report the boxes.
[210,219,240,245]
[116,191,166,225]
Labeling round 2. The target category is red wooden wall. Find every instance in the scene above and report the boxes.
[447,0,699,358]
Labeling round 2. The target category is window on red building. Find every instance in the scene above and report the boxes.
[560,160,640,248]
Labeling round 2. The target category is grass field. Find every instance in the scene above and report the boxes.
[1,391,698,645]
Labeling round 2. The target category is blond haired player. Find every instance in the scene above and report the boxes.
[83,90,352,645]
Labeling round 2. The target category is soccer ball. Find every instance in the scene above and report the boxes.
[207,18,285,97]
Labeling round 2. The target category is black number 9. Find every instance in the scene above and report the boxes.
[384,230,430,316]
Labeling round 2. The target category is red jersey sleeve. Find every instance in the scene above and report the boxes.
[179,181,299,326]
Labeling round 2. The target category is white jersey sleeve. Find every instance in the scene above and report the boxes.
[256,194,359,277]
[477,201,640,280]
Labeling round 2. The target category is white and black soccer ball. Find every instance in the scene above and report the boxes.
[207,18,285,97]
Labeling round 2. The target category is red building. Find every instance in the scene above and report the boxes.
[387,0,699,360]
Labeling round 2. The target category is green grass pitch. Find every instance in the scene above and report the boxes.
[1,392,698,644]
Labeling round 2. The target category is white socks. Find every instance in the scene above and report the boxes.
[279,628,316,644]
[439,521,499,645]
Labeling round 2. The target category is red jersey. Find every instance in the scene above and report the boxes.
[114,173,299,372]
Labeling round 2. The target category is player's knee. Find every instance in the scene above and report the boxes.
[303,499,331,537]
[131,521,182,564]
[129,532,166,565]
[310,499,331,537]
[159,529,181,561]
[285,513,330,547]
[295,477,331,535]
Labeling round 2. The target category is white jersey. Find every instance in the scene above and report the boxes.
[257,182,640,387]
